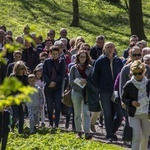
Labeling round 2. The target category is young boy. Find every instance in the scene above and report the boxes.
[27,74,44,134]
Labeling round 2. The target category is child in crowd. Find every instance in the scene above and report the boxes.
[33,67,45,127]
[27,74,44,134]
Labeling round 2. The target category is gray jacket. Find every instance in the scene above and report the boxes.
[69,64,93,93]
[26,85,44,107]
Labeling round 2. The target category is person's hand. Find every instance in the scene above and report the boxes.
[80,79,87,85]
[132,101,140,107]
[49,81,56,88]
[121,102,126,109]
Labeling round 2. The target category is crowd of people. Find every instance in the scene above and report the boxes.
[0,24,150,150]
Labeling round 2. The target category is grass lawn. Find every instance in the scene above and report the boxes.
[1,0,150,149]
[0,0,150,56]
[7,127,126,150]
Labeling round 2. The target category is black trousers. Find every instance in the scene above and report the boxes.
[0,111,10,150]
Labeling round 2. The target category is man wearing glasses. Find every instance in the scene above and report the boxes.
[120,46,150,99]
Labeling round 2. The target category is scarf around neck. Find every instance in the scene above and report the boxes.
[131,76,148,94]
[76,64,86,79]
[131,76,149,114]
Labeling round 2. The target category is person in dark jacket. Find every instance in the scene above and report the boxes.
[22,39,40,73]
[6,50,23,76]
[0,108,10,150]
[122,35,139,59]
[92,42,123,143]
[43,46,66,128]
[10,61,28,133]
[90,35,105,60]
[57,28,70,50]
[122,60,150,150]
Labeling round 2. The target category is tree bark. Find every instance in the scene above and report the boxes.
[129,0,146,40]
[70,0,79,27]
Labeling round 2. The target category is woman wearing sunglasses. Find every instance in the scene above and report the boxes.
[122,60,150,150]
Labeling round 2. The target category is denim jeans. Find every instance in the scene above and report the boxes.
[11,104,24,133]
[44,87,62,127]
[100,92,123,139]
[71,91,90,133]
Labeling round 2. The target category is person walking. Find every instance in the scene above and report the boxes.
[92,42,123,143]
[69,50,92,139]
[122,60,150,150]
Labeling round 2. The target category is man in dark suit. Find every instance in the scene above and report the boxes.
[43,46,66,128]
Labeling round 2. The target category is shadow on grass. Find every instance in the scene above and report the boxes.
[16,0,130,42]
[16,0,62,22]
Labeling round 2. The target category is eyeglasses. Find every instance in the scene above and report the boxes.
[79,56,86,59]
[132,72,143,76]
[132,54,141,57]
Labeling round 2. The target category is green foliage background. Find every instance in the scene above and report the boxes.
[0,0,150,56]
[1,0,150,149]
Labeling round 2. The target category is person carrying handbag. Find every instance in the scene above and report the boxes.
[122,60,150,150]
[69,50,92,139]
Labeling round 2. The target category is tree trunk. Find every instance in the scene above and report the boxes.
[70,0,79,27]
[129,0,146,40]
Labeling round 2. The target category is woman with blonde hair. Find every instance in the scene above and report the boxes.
[122,60,150,150]
[10,61,28,133]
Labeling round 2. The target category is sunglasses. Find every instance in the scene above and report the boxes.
[132,53,141,57]
[133,72,143,76]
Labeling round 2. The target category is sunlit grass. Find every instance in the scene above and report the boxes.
[1,0,150,56]
[7,127,125,150]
